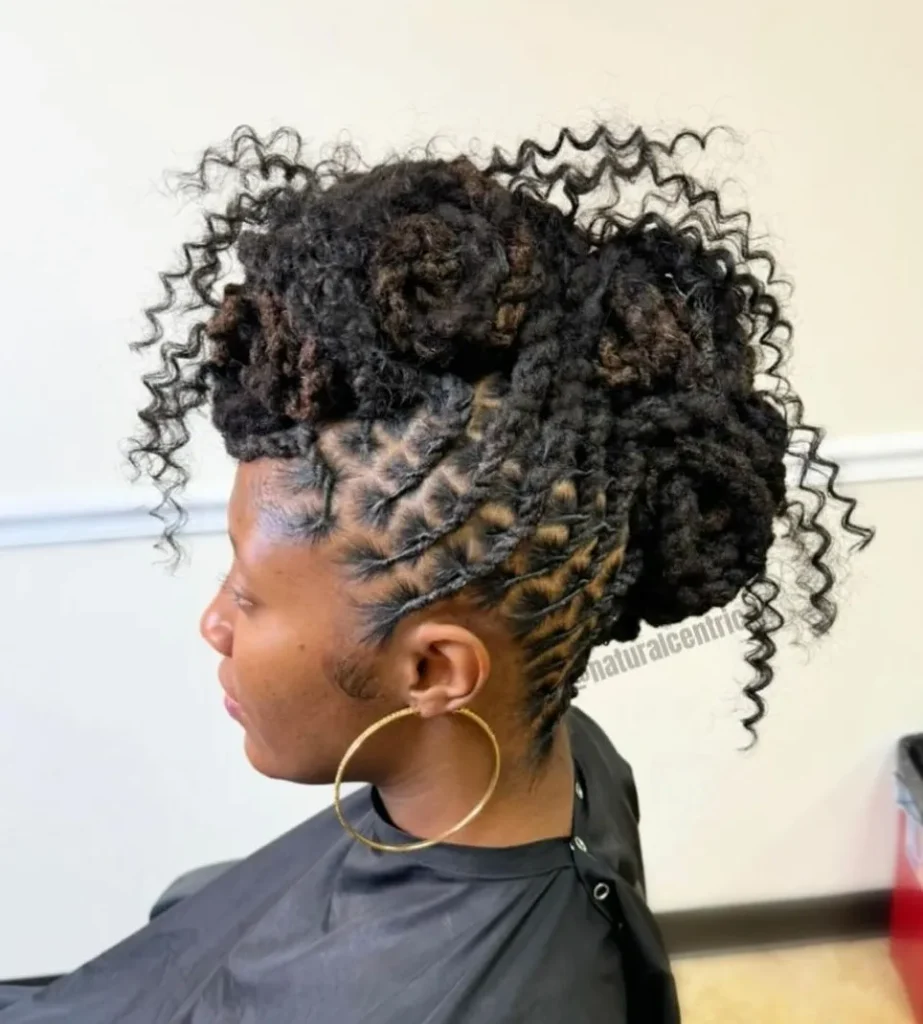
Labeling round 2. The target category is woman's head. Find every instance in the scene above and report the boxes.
[197,452,522,784]
[129,124,872,782]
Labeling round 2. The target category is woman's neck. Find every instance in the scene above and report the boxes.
[376,717,575,849]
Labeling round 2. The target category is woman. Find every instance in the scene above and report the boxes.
[1,123,872,1022]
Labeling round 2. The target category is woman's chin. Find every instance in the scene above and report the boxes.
[242,731,336,785]
[242,731,285,779]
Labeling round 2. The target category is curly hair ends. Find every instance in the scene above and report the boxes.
[127,123,873,754]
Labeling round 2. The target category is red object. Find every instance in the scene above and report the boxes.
[891,739,923,1022]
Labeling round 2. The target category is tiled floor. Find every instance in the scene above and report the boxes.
[673,939,915,1023]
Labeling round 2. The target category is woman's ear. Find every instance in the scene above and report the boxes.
[401,622,491,719]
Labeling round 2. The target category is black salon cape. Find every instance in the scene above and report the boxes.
[0,708,678,1023]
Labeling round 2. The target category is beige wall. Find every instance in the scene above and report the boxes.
[1,0,921,977]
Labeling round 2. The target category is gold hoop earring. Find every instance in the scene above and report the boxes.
[333,706,501,854]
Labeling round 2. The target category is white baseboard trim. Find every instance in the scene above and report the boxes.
[2,432,921,552]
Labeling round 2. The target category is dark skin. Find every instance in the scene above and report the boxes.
[200,459,575,849]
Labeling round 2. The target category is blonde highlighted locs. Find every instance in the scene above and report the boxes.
[127,123,873,756]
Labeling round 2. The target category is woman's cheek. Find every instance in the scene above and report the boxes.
[236,627,307,723]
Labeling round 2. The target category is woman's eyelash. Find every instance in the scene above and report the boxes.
[217,573,253,608]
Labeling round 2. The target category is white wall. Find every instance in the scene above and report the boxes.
[2,0,922,979]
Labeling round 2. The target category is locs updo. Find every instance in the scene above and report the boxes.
[128,124,872,755]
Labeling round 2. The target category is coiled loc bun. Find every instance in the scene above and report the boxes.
[128,124,872,755]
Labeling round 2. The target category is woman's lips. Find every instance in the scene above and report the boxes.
[223,693,244,722]
[218,662,243,722]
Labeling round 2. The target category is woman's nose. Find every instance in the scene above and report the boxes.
[200,594,233,657]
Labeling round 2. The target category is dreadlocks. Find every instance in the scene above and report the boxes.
[127,124,873,756]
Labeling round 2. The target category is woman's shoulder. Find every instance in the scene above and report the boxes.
[566,704,645,894]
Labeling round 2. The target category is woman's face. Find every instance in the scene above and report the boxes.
[199,459,396,784]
